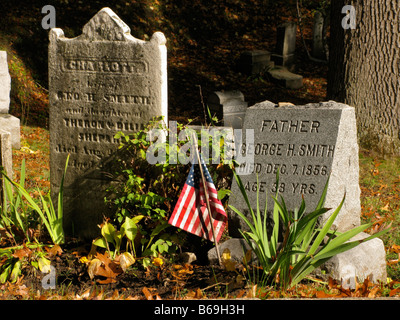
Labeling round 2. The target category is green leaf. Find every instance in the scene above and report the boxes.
[217,189,231,201]
[121,218,138,242]
[93,237,108,249]
[101,222,116,245]
[10,260,21,283]
[0,264,12,284]
[38,257,51,273]
[307,195,346,257]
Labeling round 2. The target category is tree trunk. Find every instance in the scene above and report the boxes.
[328,0,400,155]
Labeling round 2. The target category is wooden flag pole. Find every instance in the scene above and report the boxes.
[192,132,222,266]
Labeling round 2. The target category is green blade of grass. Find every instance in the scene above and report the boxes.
[307,194,345,257]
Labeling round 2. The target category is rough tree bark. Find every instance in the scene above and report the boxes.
[328,0,400,155]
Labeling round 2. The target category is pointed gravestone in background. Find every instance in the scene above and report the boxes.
[312,11,326,60]
[271,22,297,70]
[49,8,168,238]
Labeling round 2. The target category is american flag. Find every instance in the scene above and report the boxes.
[168,155,227,243]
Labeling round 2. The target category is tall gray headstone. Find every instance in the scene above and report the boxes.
[272,22,297,69]
[229,100,361,237]
[312,11,326,60]
[49,7,168,238]
[0,51,20,149]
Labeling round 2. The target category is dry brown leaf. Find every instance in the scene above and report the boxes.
[93,289,104,300]
[110,289,120,300]
[391,244,400,253]
[245,284,257,298]
[142,287,153,300]
[88,258,102,280]
[221,248,236,271]
[390,288,400,297]
[12,246,32,259]
[380,203,390,212]
[367,286,380,298]
[79,288,92,300]
[46,244,63,257]
[119,252,135,272]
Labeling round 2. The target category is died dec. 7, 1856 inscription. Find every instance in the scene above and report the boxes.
[49,8,167,238]
[229,100,361,237]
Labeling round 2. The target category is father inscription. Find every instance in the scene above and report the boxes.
[229,100,361,237]
[49,8,167,238]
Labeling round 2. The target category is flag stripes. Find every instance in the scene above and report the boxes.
[168,156,227,242]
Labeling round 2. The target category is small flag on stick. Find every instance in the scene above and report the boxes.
[168,154,227,243]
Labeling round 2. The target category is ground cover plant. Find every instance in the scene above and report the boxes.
[0,1,400,300]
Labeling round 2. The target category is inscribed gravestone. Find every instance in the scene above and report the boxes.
[49,8,167,238]
[229,100,361,237]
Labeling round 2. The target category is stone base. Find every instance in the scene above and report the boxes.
[268,66,303,89]
[271,53,295,70]
[208,238,257,265]
[320,232,387,289]
[0,114,20,149]
[237,50,274,76]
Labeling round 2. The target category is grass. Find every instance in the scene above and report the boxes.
[12,126,50,194]
[359,148,400,280]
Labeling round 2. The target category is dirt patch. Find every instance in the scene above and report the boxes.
[12,242,248,300]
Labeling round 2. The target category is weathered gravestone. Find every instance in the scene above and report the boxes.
[49,8,167,238]
[225,100,387,286]
[312,11,326,60]
[229,100,361,236]
[271,22,296,70]
[0,51,20,149]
